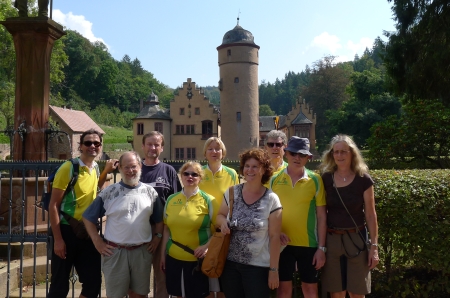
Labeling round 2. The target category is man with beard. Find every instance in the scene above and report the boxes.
[140,131,181,298]
[83,151,163,298]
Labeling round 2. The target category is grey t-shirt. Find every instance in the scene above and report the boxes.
[224,184,282,267]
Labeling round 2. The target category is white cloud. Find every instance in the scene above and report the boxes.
[52,9,109,48]
[346,37,373,56]
[311,32,342,54]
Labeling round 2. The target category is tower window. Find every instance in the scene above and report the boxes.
[227,49,231,56]
[237,112,241,121]
[137,123,144,135]
[234,77,239,83]
[155,122,163,133]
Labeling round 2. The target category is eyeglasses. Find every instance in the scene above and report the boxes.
[182,172,199,178]
[266,142,283,148]
[333,150,350,155]
[288,151,309,158]
[82,141,102,147]
[123,165,138,172]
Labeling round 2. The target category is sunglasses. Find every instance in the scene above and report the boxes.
[82,141,102,147]
[182,171,199,178]
[288,151,309,158]
[266,142,283,148]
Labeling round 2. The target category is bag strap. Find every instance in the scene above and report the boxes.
[229,185,234,221]
[331,174,368,249]
[171,239,195,255]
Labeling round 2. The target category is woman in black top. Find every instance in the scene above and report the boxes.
[319,134,379,298]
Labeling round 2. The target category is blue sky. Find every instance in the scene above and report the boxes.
[52,0,396,89]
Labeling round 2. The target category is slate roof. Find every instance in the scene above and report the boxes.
[291,112,313,125]
[134,104,171,120]
[49,105,105,134]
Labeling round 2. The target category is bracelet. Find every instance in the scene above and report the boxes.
[371,243,378,247]
[269,267,278,272]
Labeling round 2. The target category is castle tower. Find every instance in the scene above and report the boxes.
[217,21,260,160]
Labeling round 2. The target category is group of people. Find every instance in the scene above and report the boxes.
[46,128,379,298]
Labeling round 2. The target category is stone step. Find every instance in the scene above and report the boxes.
[5,261,157,298]
[0,242,49,259]
[8,283,108,298]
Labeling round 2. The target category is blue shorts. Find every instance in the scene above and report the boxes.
[279,245,319,283]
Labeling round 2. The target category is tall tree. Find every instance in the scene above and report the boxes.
[300,56,352,149]
[382,0,450,105]
[368,99,450,168]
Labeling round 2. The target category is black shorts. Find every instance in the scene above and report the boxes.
[165,255,209,298]
[279,245,319,283]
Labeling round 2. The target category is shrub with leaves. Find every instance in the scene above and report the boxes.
[372,169,450,297]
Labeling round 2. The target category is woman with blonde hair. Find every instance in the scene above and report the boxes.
[199,137,239,297]
[319,134,379,298]
[160,161,215,298]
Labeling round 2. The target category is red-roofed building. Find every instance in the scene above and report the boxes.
[48,105,105,160]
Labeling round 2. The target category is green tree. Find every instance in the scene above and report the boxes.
[382,0,450,106]
[300,56,352,149]
[259,104,275,116]
[368,99,450,168]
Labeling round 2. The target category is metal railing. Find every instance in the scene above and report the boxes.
[0,160,119,298]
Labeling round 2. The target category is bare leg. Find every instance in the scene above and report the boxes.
[277,281,292,298]
[301,282,318,298]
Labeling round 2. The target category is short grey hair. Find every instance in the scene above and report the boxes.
[265,130,287,145]
[119,151,142,166]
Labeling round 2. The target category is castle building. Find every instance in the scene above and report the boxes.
[130,81,220,161]
[129,22,316,160]
[217,22,260,160]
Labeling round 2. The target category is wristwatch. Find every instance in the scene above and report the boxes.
[154,233,162,238]
[318,246,327,253]
[269,267,278,272]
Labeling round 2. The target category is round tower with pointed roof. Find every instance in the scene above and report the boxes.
[217,20,260,160]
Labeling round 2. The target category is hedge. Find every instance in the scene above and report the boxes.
[371,169,450,297]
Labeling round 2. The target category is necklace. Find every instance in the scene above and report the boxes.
[336,171,353,182]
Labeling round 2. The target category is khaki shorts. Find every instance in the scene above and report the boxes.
[102,245,153,298]
[321,231,371,295]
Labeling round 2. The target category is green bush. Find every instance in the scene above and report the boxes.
[372,169,450,297]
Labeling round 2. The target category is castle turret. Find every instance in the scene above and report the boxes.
[217,21,260,160]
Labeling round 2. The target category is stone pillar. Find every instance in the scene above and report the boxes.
[0,18,65,161]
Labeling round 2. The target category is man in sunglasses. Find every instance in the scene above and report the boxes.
[139,131,182,298]
[83,151,163,298]
[264,130,288,175]
[48,129,118,298]
[269,136,327,298]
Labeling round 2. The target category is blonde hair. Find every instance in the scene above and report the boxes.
[203,137,227,159]
[179,161,205,180]
[319,134,369,176]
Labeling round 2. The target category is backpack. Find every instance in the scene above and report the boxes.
[41,158,100,211]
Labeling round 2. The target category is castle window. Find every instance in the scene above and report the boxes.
[218,79,223,91]
[137,123,144,135]
[202,120,213,139]
[227,49,231,56]
[186,125,195,135]
[175,148,185,160]
[187,148,196,160]
[234,77,239,83]
[180,108,185,115]
[195,108,200,115]
[155,122,163,133]
[236,112,241,121]
[294,125,310,138]
[176,125,185,135]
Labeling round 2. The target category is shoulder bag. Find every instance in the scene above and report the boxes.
[201,185,235,278]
